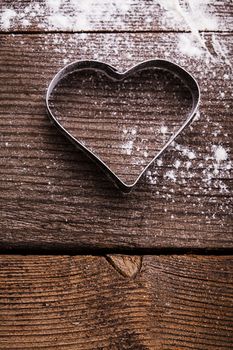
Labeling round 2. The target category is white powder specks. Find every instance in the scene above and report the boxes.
[160,126,168,134]
[158,1,230,64]
[21,18,30,27]
[146,138,231,213]
[158,0,218,60]
[174,159,181,169]
[188,0,218,30]
[63,58,69,65]
[175,143,196,160]
[48,13,71,30]
[213,145,228,163]
[186,161,192,170]
[211,34,232,69]
[187,151,196,160]
[46,0,62,12]
[1,8,16,29]
[220,91,225,98]
[122,140,134,156]
[131,128,137,136]
[121,127,138,156]
[146,170,157,185]
[165,170,176,182]
[177,34,204,58]
[157,159,163,166]
[0,0,134,31]
[194,110,201,122]
[122,127,137,136]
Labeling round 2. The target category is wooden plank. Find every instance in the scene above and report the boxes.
[0,32,232,251]
[0,255,232,349]
[0,0,232,32]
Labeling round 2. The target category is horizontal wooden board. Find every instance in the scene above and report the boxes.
[0,32,232,251]
[0,0,233,33]
[0,255,232,349]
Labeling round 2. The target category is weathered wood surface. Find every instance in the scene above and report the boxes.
[106,254,142,278]
[0,0,232,32]
[0,33,232,251]
[0,2,232,349]
[0,255,232,349]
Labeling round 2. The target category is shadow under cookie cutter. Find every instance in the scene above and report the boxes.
[46,59,200,193]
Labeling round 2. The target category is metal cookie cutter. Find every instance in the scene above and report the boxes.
[46,59,200,193]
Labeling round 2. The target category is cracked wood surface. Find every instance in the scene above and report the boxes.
[0,255,232,350]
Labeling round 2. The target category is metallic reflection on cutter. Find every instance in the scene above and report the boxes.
[46,59,200,193]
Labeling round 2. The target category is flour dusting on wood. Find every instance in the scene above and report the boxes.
[0,0,231,32]
[0,1,231,223]
[0,0,134,31]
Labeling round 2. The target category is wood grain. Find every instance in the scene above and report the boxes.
[0,3,232,350]
[0,0,232,32]
[0,32,232,251]
[106,255,142,278]
[0,255,232,349]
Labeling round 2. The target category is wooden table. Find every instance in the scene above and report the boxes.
[0,1,232,348]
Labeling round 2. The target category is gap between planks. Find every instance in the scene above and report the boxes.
[0,30,233,35]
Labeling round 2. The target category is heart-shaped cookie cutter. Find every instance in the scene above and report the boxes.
[46,59,200,193]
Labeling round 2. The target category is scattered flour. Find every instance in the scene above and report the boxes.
[21,18,30,27]
[158,0,218,60]
[46,0,62,12]
[177,34,205,58]
[0,0,134,31]
[213,145,228,163]
[48,13,72,30]
[0,1,230,223]
[160,126,168,134]
[146,170,157,185]
[121,126,138,156]
[122,140,134,155]
[194,111,201,122]
[186,161,192,170]
[174,159,181,169]
[158,0,218,30]
[123,127,137,136]
[165,169,176,182]
[220,91,225,98]
[131,128,137,136]
[174,143,196,160]
[1,8,16,29]
[156,0,231,64]
[211,34,233,70]
[157,159,163,166]
[187,151,196,160]
[146,140,231,200]
[0,0,229,69]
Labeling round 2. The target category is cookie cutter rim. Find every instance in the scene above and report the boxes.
[46,59,200,193]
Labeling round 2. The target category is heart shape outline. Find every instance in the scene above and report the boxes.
[46,59,200,193]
